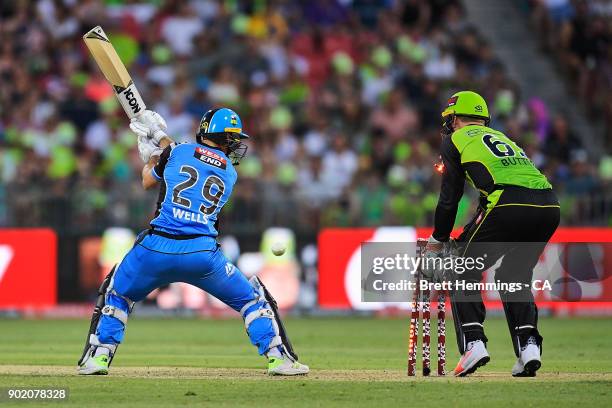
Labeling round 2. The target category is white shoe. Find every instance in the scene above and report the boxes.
[268,356,309,376]
[511,358,528,376]
[78,347,110,375]
[454,340,490,377]
[512,336,541,377]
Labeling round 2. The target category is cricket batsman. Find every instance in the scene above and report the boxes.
[77,108,309,376]
[424,91,560,377]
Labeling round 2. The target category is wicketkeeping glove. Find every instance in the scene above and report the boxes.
[421,235,446,282]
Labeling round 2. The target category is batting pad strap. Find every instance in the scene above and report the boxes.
[268,335,283,349]
[89,334,117,353]
[109,290,135,312]
[244,308,274,329]
[239,299,261,317]
[101,305,129,325]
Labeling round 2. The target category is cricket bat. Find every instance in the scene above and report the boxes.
[83,26,146,119]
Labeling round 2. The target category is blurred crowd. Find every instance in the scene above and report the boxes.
[0,0,610,234]
[529,0,611,145]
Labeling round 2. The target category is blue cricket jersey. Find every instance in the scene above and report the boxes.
[150,142,237,236]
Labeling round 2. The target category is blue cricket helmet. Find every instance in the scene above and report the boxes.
[197,108,249,140]
[196,108,249,165]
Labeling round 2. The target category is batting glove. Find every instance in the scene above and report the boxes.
[130,110,168,145]
[137,134,163,163]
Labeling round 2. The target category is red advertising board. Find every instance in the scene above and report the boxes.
[318,229,378,308]
[0,229,57,309]
[318,227,612,314]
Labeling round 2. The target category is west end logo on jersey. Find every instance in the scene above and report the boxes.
[194,147,227,170]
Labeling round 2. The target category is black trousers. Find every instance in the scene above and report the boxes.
[451,187,560,356]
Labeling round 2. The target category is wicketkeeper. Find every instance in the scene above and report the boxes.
[77,108,309,376]
[425,91,560,377]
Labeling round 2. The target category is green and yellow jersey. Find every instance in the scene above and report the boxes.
[432,124,553,241]
[452,125,551,192]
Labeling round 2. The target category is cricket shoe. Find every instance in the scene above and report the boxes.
[511,336,541,377]
[454,340,490,377]
[268,356,309,376]
[78,347,110,375]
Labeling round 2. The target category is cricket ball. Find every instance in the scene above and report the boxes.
[271,242,286,256]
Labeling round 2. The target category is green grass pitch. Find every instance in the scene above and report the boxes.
[0,317,610,407]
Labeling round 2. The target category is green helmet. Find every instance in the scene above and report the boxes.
[441,91,490,137]
[441,90,490,122]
